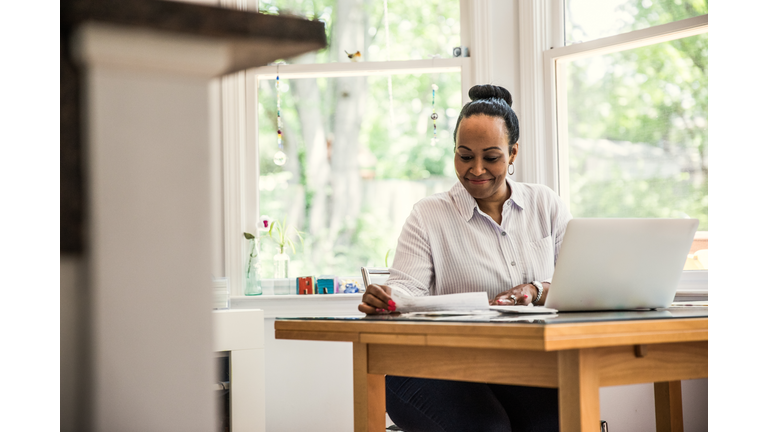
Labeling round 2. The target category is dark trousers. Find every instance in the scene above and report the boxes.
[386,376,559,432]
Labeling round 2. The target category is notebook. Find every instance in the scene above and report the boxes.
[543,218,699,312]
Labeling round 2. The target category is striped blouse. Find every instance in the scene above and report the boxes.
[386,179,572,299]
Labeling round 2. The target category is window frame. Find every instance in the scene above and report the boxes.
[222,0,482,296]
[219,0,708,297]
[545,14,708,208]
[519,1,708,294]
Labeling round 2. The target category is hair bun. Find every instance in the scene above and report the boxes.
[468,84,513,106]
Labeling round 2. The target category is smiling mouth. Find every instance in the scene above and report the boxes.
[467,178,492,185]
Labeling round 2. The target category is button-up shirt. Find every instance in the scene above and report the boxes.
[386,179,572,298]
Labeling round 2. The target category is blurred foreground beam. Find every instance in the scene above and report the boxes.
[60,1,324,430]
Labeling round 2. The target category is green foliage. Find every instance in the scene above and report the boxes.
[571,174,708,227]
[619,0,708,31]
[259,0,460,63]
[265,217,305,255]
[566,0,708,230]
[363,73,461,180]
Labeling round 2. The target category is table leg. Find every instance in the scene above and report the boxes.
[654,381,684,432]
[353,342,386,432]
[558,349,601,432]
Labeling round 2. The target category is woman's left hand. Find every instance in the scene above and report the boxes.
[491,284,537,306]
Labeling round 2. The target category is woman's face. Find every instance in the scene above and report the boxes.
[454,115,518,202]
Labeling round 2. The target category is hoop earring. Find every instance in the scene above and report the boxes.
[507,163,515,176]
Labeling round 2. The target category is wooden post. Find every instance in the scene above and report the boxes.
[353,342,386,432]
[654,381,684,432]
[558,349,601,432]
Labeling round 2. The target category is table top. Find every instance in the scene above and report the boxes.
[274,308,708,351]
[277,307,707,325]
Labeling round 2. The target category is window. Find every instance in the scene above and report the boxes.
[257,72,462,276]
[565,0,707,44]
[252,0,464,278]
[219,0,707,294]
[550,2,708,271]
[257,0,461,64]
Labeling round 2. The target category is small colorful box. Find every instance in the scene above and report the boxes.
[339,279,363,294]
[297,276,316,295]
[316,275,338,294]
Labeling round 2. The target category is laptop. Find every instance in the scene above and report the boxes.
[543,218,699,311]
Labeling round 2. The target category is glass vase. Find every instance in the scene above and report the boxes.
[245,238,262,296]
[273,247,290,279]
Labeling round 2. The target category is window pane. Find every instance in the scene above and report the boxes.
[258,73,461,277]
[563,33,708,269]
[258,0,460,63]
[566,0,707,45]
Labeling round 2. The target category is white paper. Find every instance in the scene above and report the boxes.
[405,311,490,317]
[437,313,559,322]
[391,291,490,313]
[488,305,558,314]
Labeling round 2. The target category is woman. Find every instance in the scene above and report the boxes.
[359,85,571,432]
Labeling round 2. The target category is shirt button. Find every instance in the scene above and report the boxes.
[511,261,516,266]
[501,231,507,236]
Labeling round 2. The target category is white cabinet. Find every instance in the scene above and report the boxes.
[213,309,265,432]
[231,295,364,431]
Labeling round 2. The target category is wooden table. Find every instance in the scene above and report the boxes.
[275,309,707,432]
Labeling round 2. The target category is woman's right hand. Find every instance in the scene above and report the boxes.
[359,284,396,315]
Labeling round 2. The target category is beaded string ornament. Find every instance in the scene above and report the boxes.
[430,84,439,146]
[273,63,287,166]
[383,0,395,127]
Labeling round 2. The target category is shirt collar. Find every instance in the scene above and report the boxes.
[449,181,477,222]
[450,178,526,222]
[507,178,528,211]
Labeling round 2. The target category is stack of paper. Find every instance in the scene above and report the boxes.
[390,291,558,315]
[391,291,489,314]
[489,305,558,314]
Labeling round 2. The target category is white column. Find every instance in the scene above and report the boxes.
[220,0,260,297]
[517,0,560,189]
[213,309,266,432]
[75,23,230,431]
[468,0,493,86]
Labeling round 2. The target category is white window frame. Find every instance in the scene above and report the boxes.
[519,1,708,296]
[220,0,488,296]
[218,0,706,297]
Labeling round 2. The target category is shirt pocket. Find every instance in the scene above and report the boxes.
[526,235,555,281]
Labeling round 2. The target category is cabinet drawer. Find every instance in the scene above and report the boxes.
[213,309,264,351]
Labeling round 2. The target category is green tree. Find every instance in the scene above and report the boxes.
[566,0,708,230]
[257,0,462,276]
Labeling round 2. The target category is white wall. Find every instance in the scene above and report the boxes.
[263,318,356,431]
[600,380,708,432]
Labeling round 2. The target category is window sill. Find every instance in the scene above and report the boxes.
[230,294,364,319]
[675,270,708,301]
[229,269,707,317]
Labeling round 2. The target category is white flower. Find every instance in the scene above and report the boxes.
[259,215,273,231]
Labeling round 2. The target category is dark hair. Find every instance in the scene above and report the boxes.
[453,84,520,154]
